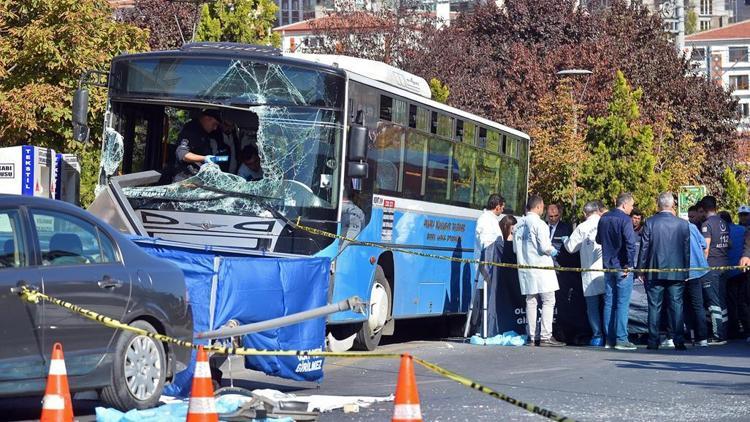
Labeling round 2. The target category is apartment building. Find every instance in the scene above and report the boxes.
[686,20,750,131]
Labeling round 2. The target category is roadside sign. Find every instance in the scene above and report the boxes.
[678,185,706,219]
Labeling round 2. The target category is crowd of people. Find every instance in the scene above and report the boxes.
[475,191,750,350]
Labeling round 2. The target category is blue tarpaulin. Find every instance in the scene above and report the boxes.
[131,238,330,397]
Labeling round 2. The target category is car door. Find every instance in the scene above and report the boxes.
[0,207,46,386]
[30,207,132,377]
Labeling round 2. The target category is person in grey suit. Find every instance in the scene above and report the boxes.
[637,192,691,350]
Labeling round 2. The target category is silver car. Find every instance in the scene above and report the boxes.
[0,195,192,410]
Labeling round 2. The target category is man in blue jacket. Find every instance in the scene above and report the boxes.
[637,192,690,350]
[596,192,638,350]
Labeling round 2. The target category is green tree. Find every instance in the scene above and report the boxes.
[580,71,667,214]
[0,0,149,206]
[720,167,749,221]
[651,110,705,190]
[429,78,450,103]
[197,0,280,47]
[529,79,589,219]
[686,9,698,35]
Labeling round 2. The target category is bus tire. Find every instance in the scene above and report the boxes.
[354,266,392,351]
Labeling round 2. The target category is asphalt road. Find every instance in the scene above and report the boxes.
[2,323,749,421]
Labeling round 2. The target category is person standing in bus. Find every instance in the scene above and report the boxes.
[514,195,565,347]
[173,109,228,182]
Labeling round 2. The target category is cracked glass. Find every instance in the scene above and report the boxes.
[95,128,124,196]
[124,106,342,218]
[106,58,345,220]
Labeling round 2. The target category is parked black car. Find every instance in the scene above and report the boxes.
[0,195,192,410]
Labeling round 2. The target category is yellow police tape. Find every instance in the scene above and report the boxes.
[17,285,574,422]
[294,218,747,274]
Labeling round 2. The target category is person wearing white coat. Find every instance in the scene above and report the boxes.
[474,194,506,261]
[564,201,606,346]
[513,195,565,347]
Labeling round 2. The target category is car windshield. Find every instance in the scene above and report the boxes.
[120,106,343,220]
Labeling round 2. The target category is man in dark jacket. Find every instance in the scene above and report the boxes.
[596,192,638,350]
[173,109,228,182]
[701,195,730,344]
[637,192,690,350]
[547,204,587,344]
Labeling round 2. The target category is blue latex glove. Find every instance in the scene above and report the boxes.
[560,236,569,243]
[205,155,229,163]
[550,248,559,257]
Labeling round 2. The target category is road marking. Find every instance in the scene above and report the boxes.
[507,367,571,375]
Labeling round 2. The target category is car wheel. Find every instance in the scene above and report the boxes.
[354,266,392,351]
[101,320,166,411]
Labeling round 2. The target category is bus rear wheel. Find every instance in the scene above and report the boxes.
[354,266,392,351]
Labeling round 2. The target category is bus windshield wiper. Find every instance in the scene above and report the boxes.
[193,183,295,226]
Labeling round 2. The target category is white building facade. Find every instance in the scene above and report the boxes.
[686,20,750,131]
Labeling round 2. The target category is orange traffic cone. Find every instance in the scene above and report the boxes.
[186,346,218,422]
[392,353,422,422]
[40,342,74,422]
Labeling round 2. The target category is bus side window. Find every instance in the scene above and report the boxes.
[392,98,408,126]
[451,143,476,206]
[380,95,393,121]
[487,129,501,153]
[464,122,476,145]
[478,127,487,149]
[403,130,426,199]
[370,123,403,194]
[437,114,453,138]
[500,158,519,208]
[474,150,500,209]
[416,107,430,132]
[408,104,417,129]
[425,134,451,203]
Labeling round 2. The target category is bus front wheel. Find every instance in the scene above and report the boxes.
[354,266,392,351]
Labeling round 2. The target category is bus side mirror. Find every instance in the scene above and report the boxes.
[347,124,368,184]
[348,125,367,161]
[72,88,90,142]
[348,162,368,179]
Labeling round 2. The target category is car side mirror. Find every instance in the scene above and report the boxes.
[72,88,90,142]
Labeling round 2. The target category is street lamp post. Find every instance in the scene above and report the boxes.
[555,69,593,212]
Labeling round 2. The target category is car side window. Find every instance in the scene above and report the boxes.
[0,210,26,269]
[97,228,119,263]
[31,210,108,266]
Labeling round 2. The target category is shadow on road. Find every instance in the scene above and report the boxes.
[609,359,750,377]
[678,381,750,395]
[381,315,467,346]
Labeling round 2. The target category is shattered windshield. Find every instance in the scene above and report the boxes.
[119,106,342,219]
[110,56,343,107]
[100,56,346,220]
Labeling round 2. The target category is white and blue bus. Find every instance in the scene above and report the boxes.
[81,42,530,350]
